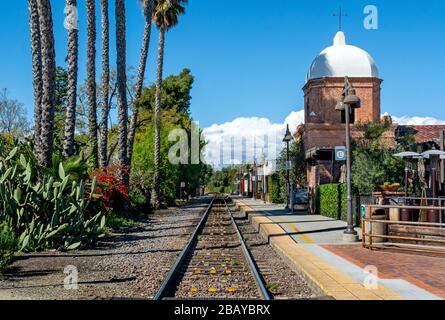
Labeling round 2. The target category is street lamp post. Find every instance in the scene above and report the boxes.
[283,124,293,212]
[252,165,256,200]
[250,167,254,199]
[336,77,360,242]
[260,152,266,203]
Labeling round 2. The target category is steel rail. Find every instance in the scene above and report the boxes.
[153,196,216,300]
[223,197,271,300]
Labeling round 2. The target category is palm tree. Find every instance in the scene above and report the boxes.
[151,0,187,208]
[127,0,155,169]
[115,0,130,196]
[28,0,43,155]
[87,0,99,168]
[63,0,79,158]
[99,0,110,168]
[36,0,57,168]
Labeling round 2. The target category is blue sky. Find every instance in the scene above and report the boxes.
[0,0,444,131]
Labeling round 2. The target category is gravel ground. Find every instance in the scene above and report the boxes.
[0,200,209,300]
[231,206,318,300]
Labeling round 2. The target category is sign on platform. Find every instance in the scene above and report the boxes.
[335,146,347,161]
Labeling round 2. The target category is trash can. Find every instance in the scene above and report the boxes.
[365,210,387,244]
[389,208,399,221]
[400,208,414,222]
[427,209,440,224]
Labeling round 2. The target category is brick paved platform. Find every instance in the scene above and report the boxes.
[234,198,444,300]
[322,244,445,299]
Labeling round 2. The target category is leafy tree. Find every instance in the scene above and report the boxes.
[269,174,284,203]
[142,68,194,114]
[53,67,69,147]
[132,108,181,206]
[351,121,405,195]
[284,139,307,188]
[207,166,241,194]
[351,151,385,195]
[274,139,307,202]
[0,89,30,137]
[131,69,206,207]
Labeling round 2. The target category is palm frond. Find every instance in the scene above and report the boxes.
[152,0,187,30]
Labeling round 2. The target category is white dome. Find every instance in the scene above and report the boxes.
[307,32,379,81]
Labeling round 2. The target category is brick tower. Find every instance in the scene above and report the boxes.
[296,31,383,195]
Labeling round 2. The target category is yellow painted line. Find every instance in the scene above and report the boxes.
[273,216,314,244]
[235,200,405,300]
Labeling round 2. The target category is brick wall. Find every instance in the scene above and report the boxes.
[303,77,382,125]
[302,124,346,150]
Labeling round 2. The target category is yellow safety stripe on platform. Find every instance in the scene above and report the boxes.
[274,216,314,244]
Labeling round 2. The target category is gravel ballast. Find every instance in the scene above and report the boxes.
[0,198,319,300]
[231,206,318,299]
[0,201,209,300]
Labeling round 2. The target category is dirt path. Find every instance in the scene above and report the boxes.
[0,202,208,300]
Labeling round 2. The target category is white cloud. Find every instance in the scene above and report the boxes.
[201,110,445,168]
[391,115,445,126]
[202,110,304,168]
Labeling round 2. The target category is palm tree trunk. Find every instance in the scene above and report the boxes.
[63,0,79,158]
[99,0,110,168]
[151,27,165,209]
[87,0,99,168]
[127,0,154,169]
[28,0,43,155]
[36,0,56,168]
[115,0,130,214]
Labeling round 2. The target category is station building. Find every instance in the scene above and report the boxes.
[294,31,445,195]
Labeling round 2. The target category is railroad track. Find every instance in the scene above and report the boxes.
[154,195,270,300]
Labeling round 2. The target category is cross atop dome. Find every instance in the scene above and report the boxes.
[333,6,348,31]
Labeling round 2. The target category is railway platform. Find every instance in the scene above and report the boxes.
[234,197,444,300]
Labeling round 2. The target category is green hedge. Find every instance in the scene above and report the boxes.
[316,183,347,221]
[339,183,347,222]
[269,174,284,204]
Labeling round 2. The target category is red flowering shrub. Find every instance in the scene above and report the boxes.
[91,165,129,212]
